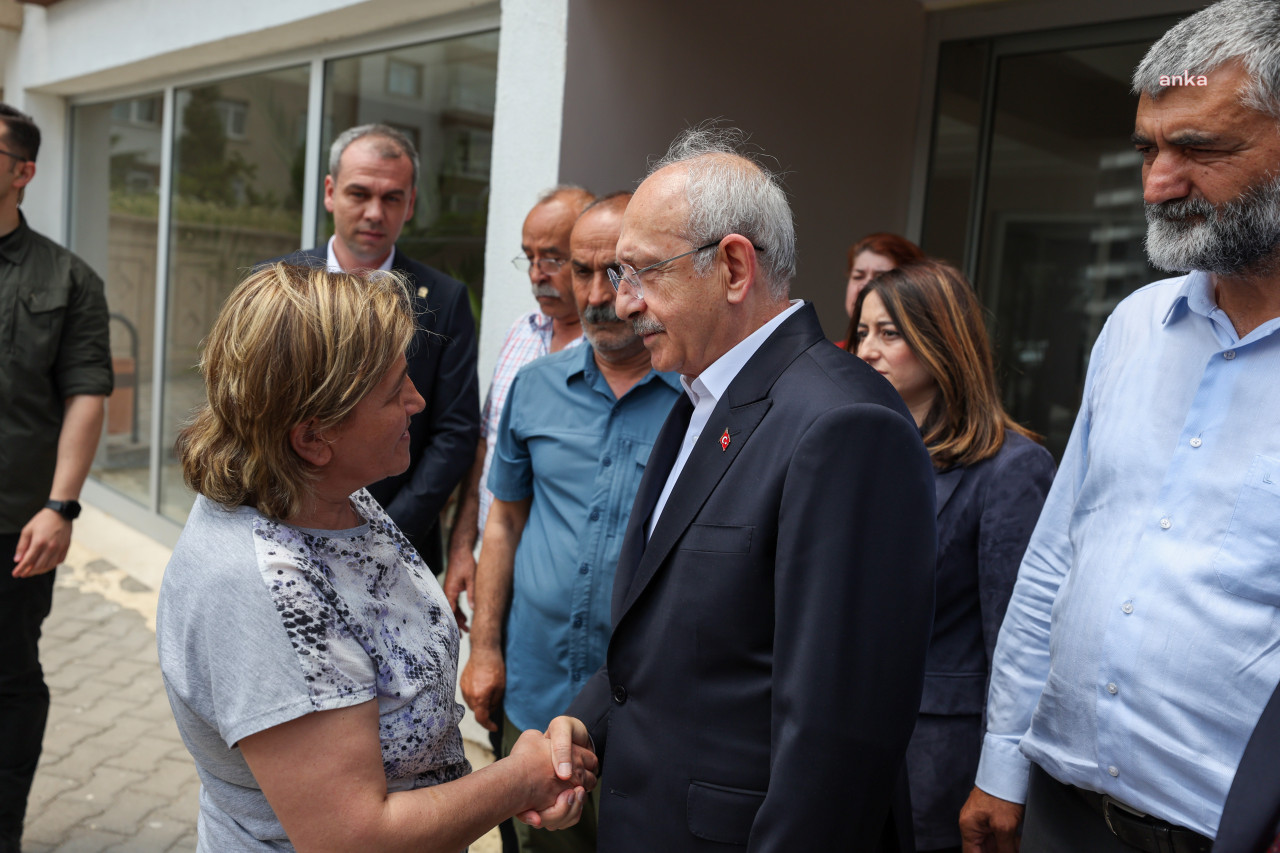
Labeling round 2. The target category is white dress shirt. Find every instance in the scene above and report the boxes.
[325,235,396,272]
[647,299,804,538]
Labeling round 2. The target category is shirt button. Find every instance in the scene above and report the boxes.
[603,457,612,467]
[589,510,600,521]
[572,616,583,628]
[1189,437,1202,447]
[1108,765,1119,777]
[1159,517,1172,529]
[1122,601,1134,614]
[1107,682,1118,694]
[1224,350,1236,360]
[572,670,581,681]
[612,685,628,704]
[579,563,589,575]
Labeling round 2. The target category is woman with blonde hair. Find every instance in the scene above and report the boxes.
[852,260,1056,853]
[157,263,594,851]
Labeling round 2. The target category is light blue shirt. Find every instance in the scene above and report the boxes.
[488,343,680,732]
[977,271,1280,838]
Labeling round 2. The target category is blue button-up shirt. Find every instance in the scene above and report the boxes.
[488,343,680,732]
[977,271,1280,837]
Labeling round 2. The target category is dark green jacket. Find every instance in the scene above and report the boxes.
[0,213,112,532]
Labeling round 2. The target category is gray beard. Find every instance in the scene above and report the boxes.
[1144,175,1280,275]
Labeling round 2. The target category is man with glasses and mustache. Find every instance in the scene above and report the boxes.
[461,192,679,853]
[0,104,112,853]
[444,186,595,629]
[961,2,1280,851]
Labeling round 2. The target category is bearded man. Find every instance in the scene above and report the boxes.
[959,2,1280,851]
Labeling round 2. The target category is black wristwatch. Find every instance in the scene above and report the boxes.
[45,499,82,520]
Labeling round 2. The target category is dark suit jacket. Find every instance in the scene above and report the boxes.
[1214,678,1280,853]
[905,432,1055,850]
[567,305,937,852]
[286,247,480,569]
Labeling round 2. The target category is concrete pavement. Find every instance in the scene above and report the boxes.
[22,502,500,852]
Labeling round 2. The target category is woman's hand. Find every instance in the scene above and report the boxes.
[513,716,598,829]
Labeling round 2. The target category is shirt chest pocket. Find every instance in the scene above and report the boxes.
[1214,454,1280,606]
[12,285,70,370]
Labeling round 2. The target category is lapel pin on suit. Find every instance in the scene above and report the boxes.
[417,285,429,299]
[720,428,731,451]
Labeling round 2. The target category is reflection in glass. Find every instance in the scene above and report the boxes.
[71,96,165,509]
[321,31,498,311]
[977,43,1160,457]
[922,36,1165,458]
[160,66,310,522]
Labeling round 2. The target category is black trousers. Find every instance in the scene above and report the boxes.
[0,532,56,838]
[1022,763,1210,853]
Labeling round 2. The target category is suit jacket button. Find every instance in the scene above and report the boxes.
[612,685,628,704]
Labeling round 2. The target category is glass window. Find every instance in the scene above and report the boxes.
[920,22,1178,457]
[70,95,165,510]
[319,30,498,307]
[159,66,310,522]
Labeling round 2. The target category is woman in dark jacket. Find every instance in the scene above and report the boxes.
[851,260,1056,853]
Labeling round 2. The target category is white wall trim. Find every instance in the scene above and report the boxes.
[477,0,569,396]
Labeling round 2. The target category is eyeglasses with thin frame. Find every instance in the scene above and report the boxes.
[511,255,568,275]
[608,238,763,299]
[0,147,28,164]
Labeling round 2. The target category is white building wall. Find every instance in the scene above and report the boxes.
[3,0,567,395]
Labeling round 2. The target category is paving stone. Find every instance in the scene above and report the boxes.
[128,758,202,800]
[23,789,108,844]
[49,828,129,853]
[165,831,198,853]
[90,788,172,836]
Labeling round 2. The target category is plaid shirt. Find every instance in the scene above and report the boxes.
[478,312,583,532]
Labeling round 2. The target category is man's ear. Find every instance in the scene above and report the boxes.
[721,234,759,305]
[14,160,35,192]
[323,174,336,213]
[290,421,333,468]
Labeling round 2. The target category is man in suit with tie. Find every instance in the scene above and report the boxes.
[544,124,937,851]
[285,124,479,571]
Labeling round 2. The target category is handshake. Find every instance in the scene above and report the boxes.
[503,716,598,831]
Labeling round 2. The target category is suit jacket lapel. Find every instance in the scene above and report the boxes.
[611,394,693,613]
[615,304,827,618]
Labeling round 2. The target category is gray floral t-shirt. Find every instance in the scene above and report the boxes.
[157,491,470,851]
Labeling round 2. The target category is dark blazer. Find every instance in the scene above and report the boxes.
[1214,678,1280,853]
[905,432,1055,850]
[567,305,937,852]
[288,247,480,570]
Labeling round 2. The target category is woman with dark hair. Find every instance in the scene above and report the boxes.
[852,260,1056,853]
[157,263,594,852]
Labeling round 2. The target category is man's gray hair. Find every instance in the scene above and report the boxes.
[648,123,796,300]
[1132,0,1280,119]
[329,124,420,187]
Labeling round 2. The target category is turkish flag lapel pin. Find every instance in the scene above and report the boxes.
[719,428,731,451]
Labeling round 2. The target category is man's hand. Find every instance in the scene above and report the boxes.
[443,546,476,632]
[13,508,72,578]
[460,646,505,732]
[516,716,597,828]
[959,786,1023,853]
[506,726,597,830]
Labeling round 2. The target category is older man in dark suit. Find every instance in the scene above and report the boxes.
[283,124,479,571]
[539,125,937,852]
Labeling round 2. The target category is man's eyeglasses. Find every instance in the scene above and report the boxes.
[511,255,568,275]
[607,239,763,300]
[0,147,28,164]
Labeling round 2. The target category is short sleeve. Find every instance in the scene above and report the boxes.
[487,369,534,501]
